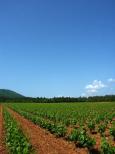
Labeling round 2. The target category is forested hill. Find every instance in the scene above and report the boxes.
[0,91,115,103]
[0,89,115,102]
[0,89,24,98]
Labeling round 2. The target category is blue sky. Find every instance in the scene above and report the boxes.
[0,0,115,97]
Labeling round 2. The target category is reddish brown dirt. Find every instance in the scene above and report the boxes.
[91,133,101,152]
[0,105,7,154]
[8,108,88,154]
[105,123,115,147]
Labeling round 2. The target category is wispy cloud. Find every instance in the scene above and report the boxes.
[108,78,115,83]
[82,78,115,97]
[85,80,106,95]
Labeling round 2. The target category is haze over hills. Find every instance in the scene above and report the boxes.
[0,89,25,98]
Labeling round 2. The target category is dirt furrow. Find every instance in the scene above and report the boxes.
[8,108,88,154]
[0,105,7,154]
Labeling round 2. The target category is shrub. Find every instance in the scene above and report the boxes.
[101,138,115,154]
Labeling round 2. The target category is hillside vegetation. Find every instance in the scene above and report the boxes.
[0,89,24,98]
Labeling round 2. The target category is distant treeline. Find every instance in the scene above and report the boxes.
[0,95,115,103]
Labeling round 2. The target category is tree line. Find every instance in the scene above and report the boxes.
[0,95,115,103]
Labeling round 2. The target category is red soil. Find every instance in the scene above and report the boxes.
[8,108,88,154]
[0,105,7,154]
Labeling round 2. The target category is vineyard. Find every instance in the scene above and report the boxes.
[0,102,115,154]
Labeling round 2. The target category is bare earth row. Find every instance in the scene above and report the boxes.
[0,105,7,154]
[1,104,88,154]
[8,107,87,154]
[1,104,115,154]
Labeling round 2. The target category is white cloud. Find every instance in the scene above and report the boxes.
[108,78,115,83]
[85,80,106,94]
[81,78,115,97]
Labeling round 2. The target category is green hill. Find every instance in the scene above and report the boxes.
[0,89,25,98]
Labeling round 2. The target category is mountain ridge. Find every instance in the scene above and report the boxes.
[0,89,25,98]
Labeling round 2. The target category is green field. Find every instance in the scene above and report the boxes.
[3,102,115,153]
[7,102,115,127]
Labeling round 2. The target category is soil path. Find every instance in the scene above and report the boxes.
[0,105,7,154]
[8,108,88,154]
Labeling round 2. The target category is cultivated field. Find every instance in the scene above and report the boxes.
[0,102,115,154]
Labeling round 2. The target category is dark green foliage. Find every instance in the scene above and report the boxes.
[70,118,77,125]
[98,124,106,135]
[53,125,67,137]
[3,109,32,154]
[68,129,96,148]
[0,89,24,98]
[3,102,115,154]
[88,121,95,131]
[77,130,96,148]
[1,92,115,103]
[101,138,115,154]
[68,129,80,141]
[14,110,67,137]
[110,127,115,140]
